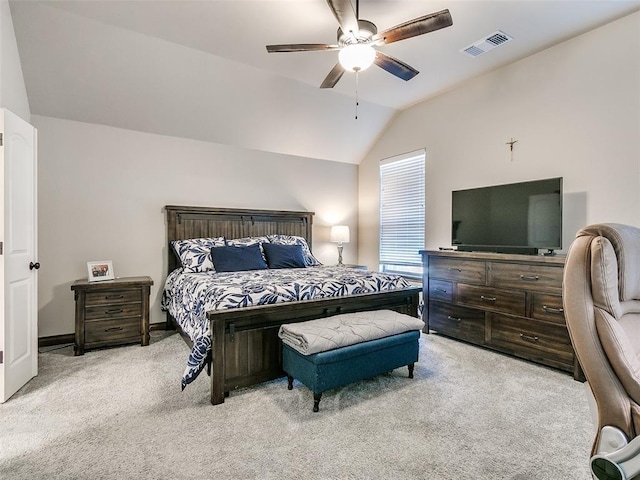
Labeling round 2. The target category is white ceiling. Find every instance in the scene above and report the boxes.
[9,0,640,164]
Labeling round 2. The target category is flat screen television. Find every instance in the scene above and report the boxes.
[451,177,563,255]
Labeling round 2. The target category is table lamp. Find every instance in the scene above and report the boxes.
[330,225,350,266]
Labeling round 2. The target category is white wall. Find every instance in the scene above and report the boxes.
[35,115,359,337]
[0,0,29,120]
[358,11,640,270]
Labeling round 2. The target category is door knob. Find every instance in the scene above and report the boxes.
[29,262,40,270]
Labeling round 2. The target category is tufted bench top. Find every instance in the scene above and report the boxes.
[278,309,424,356]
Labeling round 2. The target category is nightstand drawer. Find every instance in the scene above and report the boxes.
[85,289,140,306]
[457,284,525,316]
[85,318,141,344]
[488,262,563,293]
[85,303,142,320]
[429,257,486,284]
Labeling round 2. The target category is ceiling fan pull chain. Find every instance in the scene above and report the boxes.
[355,70,359,120]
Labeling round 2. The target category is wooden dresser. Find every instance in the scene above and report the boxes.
[420,250,580,379]
[71,276,153,356]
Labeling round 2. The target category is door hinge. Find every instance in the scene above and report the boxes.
[0,132,3,146]
[0,241,3,255]
[0,351,3,364]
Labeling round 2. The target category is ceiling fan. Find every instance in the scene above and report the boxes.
[266,0,453,88]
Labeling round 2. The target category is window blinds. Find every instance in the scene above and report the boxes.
[379,150,425,274]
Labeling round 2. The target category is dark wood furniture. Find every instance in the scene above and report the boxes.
[71,276,153,356]
[343,264,368,270]
[420,250,580,379]
[165,206,421,405]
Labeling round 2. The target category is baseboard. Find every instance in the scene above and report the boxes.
[38,323,168,348]
[39,333,74,348]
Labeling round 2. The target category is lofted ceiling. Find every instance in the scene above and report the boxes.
[9,0,640,164]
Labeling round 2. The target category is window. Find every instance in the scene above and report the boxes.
[379,149,425,278]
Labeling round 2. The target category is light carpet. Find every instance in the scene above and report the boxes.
[0,330,593,479]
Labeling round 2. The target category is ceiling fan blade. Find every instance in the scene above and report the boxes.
[266,44,340,53]
[373,9,453,45]
[320,62,345,88]
[326,0,359,36]
[374,51,419,81]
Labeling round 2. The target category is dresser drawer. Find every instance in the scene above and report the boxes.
[487,262,563,293]
[85,289,141,306]
[85,303,142,321]
[488,313,574,369]
[531,293,565,325]
[429,302,485,344]
[84,317,141,344]
[428,279,453,303]
[457,284,525,316]
[429,257,485,284]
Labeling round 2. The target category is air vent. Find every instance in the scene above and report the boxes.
[461,30,513,58]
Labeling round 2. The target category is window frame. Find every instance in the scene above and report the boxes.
[379,149,426,279]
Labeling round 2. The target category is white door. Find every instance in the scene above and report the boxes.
[0,108,38,403]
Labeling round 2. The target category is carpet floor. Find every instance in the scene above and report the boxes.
[0,330,593,479]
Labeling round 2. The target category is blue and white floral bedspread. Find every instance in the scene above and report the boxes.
[161,266,411,389]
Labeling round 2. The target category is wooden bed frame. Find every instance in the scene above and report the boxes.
[165,205,421,405]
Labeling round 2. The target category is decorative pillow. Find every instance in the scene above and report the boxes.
[210,244,268,272]
[172,237,226,273]
[262,243,306,269]
[267,234,321,266]
[225,236,270,248]
[226,236,270,259]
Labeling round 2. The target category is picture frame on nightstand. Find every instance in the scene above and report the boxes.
[87,260,114,282]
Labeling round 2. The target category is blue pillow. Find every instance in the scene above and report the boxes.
[263,243,306,269]
[266,234,321,266]
[210,244,267,272]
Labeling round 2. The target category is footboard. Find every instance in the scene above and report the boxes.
[206,287,421,405]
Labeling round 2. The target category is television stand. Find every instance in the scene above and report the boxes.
[420,249,581,380]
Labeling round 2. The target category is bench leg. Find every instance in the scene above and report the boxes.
[287,375,294,390]
[408,363,415,379]
[313,393,322,413]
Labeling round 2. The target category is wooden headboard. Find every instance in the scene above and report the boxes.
[165,206,314,273]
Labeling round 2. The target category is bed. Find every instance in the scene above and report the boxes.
[163,205,421,405]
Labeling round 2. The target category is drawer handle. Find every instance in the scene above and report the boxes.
[105,309,124,315]
[105,326,124,332]
[435,288,448,293]
[520,275,539,281]
[105,294,124,300]
[446,315,462,322]
[520,333,539,342]
[448,267,462,272]
[542,305,564,315]
[480,295,496,302]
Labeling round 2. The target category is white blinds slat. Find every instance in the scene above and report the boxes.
[379,151,425,270]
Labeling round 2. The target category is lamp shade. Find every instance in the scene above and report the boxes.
[330,225,350,243]
[338,44,376,72]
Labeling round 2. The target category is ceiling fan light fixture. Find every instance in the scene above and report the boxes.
[338,44,376,72]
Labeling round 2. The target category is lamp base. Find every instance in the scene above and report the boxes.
[337,244,344,265]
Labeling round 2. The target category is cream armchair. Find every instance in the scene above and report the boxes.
[564,223,640,480]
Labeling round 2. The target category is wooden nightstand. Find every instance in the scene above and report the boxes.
[71,276,153,356]
[342,264,368,270]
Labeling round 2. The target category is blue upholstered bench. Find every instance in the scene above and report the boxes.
[282,329,421,412]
